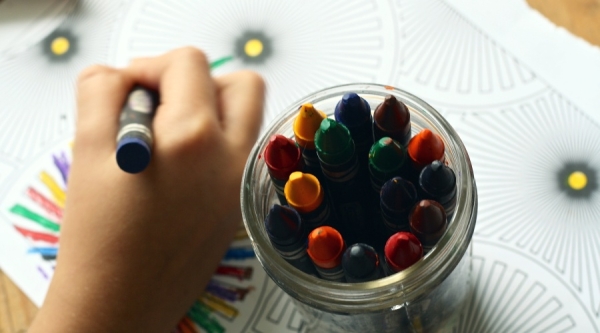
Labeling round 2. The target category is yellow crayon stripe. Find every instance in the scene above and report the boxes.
[199,292,239,320]
[40,171,66,208]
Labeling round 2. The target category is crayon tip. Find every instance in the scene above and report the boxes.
[307,226,345,269]
[407,129,445,167]
[409,200,447,234]
[334,93,371,127]
[284,172,324,213]
[380,177,418,212]
[116,137,151,174]
[264,135,303,179]
[384,231,423,273]
[373,95,410,133]
[293,103,327,149]
[314,119,354,164]
[419,160,456,194]
[342,243,379,280]
[265,204,303,246]
[368,137,406,173]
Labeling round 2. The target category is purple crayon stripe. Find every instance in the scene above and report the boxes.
[53,151,70,186]
[205,280,253,302]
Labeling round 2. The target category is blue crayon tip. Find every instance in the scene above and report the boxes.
[334,93,371,127]
[116,137,151,174]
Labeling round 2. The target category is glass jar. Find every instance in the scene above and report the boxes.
[241,83,477,333]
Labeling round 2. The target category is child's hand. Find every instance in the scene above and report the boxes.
[29,47,265,333]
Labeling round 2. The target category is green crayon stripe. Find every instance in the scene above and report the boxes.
[187,301,225,333]
[10,204,60,232]
[209,56,234,70]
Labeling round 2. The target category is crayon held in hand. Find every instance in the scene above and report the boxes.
[373,95,411,146]
[307,226,346,282]
[265,204,318,276]
[334,92,373,169]
[384,231,423,274]
[342,243,383,283]
[418,160,457,217]
[264,135,304,205]
[116,86,159,174]
[284,171,335,232]
[409,200,448,253]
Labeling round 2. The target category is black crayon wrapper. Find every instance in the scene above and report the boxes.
[345,264,384,283]
[268,174,288,205]
[271,240,318,277]
[315,264,346,282]
[298,200,335,232]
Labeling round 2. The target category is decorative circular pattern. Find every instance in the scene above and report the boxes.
[448,89,600,316]
[454,241,598,332]
[110,0,400,125]
[0,0,125,162]
[0,0,76,59]
[392,0,546,108]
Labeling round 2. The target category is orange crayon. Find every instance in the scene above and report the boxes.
[284,172,335,232]
[307,226,346,282]
[293,103,328,176]
[407,129,445,177]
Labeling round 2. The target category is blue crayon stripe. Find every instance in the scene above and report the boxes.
[28,247,58,256]
[223,247,255,260]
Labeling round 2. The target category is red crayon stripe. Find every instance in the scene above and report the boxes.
[27,187,63,220]
[178,317,198,333]
[215,265,253,281]
[14,225,59,244]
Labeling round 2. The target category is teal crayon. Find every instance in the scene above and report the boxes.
[315,118,372,244]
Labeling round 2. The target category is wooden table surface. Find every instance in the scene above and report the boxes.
[1,0,599,332]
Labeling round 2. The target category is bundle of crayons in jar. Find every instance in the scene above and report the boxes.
[263,92,457,283]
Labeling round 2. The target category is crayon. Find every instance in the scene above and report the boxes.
[373,95,411,146]
[264,134,304,205]
[418,160,457,217]
[307,226,346,282]
[379,177,418,237]
[342,243,383,283]
[116,86,159,174]
[284,171,335,232]
[314,118,370,243]
[384,231,423,274]
[409,200,448,253]
[407,129,445,179]
[265,204,318,276]
[334,92,373,170]
[293,103,328,178]
[368,137,408,197]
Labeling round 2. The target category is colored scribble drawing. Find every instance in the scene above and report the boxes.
[6,143,258,333]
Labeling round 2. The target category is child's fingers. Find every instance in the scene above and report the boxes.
[75,65,134,154]
[214,70,265,151]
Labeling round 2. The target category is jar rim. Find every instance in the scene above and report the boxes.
[241,83,477,312]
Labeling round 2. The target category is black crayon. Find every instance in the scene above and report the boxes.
[265,204,318,276]
[342,243,384,283]
[418,160,457,217]
[380,177,419,237]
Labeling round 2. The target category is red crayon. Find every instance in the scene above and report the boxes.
[384,231,423,274]
[307,226,346,282]
[264,134,304,205]
[409,200,447,253]
[407,129,445,178]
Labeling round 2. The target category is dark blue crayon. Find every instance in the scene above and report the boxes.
[342,243,384,283]
[223,247,255,260]
[418,160,457,217]
[116,86,159,174]
[314,118,372,244]
[335,92,373,170]
[380,177,419,237]
[265,204,318,276]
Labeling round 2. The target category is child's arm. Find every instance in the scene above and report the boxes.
[28,47,265,333]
